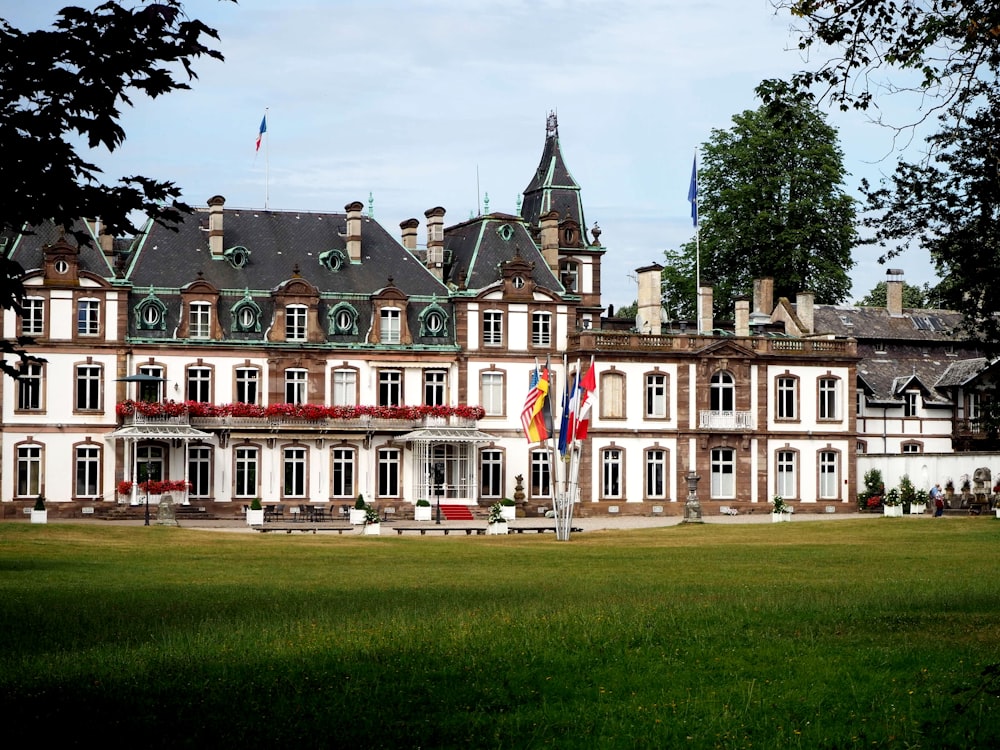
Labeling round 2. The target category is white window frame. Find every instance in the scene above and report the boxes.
[819,450,839,499]
[776,376,797,420]
[187,366,212,403]
[332,369,357,407]
[377,447,401,498]
[282,446,307,498]
[75,444,100,498]
[481,371,504,416]
[645,373,667,419]
[710,447,735,500]
[285,369,308,405]
[380,307,401,344]
[188,445,212,498]
[235,367,259,405]
[819,378,839,421]
[645,449,667,500]
[234,446,258,498]
[285,304,307,341]
[378,370,402,407]
[480,448,503,499]
[22,297,44,335]
[77,298,100,336]
[483,311,503,347]
[331,447,356,499]
[189,302,211,339]
[17,444,42,497]
[776,450,797,499]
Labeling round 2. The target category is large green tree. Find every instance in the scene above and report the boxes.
[855,280,936,309]
[663,79,857,319]
[0,1,227,375]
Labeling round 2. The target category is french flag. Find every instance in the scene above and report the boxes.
[575,358,596,441]
[255,114,267,152]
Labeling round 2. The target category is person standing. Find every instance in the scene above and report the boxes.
[931,483,944,517]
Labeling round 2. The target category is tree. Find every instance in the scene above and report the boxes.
[663,79,857,319]
[776,1,1000,124]
[855,281,933,309]
[0,1,227,375]
[862,91,1000,351]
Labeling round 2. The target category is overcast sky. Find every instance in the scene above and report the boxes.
[9,0,938,310]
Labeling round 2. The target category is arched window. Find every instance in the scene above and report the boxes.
[710,371,735,412]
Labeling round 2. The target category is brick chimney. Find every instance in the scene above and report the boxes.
[424,207,445,278]
[796,291,815,334]
[753,277,774,316]
[734,297,750,337]
[400,218,419,251]
[636,264,663,336]
[207,195,225,256]
[540,211,559,272]
[698,284,714,334]
[345,201,364,262]
[886,268,904,316]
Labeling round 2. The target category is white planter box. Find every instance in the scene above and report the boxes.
[487,521,509,535]
[414,505,432,521]
[30,509,48,524]
[246,508,265,526]
[909,503,926,515]
[771,512,791,523]
[500,505,516,521]
[349,508,367,525]
[883,505,904,517]
[363,523,381,536]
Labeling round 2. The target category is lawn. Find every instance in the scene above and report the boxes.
[1,519,998,748]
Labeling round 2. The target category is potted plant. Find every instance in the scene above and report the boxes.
[487,502,509,534]
[350,494,367,525]
[899,474,916,515]
[30,495,47,524]
[770,495,792,522]
[414,498,432,522]
[883,488,904,517]
[859,468,885,512]
[362,503,381,535]
[117,480,133,504]
[910,487,928,515]
[246,497,265,526]
[500,497,516,521]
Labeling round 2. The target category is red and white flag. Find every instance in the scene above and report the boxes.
[255,114,267,152]
[575,358,596,440]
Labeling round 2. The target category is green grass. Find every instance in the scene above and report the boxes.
[2,520,999,748]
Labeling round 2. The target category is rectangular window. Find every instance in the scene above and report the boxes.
[645,449,667,499]
[380,308,401,344]
[235,368,259,405]
[283,447,307,498]
[285,369,307,405]
[77,299,100,336]
[75,364,102,411]
[483,311,503,347]
[776,450,796,498]
[22,297,44,335]
[481,371,504,416]
[602,449,623,499]
[904,391,918,417]
[377,448,400,497]
[601,372,625,419]
[188,446,211,497]
[187,367,212,403]
[818,378,838,420]
[902,443,921,454]
[332,369,357,407]
[424,370,447,407]
[480,449,503,499]
[285,305,307,341]
[969,392,981,421]
[379,370,402,407]
[710,448,735,499]
[530,451,551,498]
[819,451,838,499]
[532,312,551,346]
[17,363,43,411]
[776,377,797,420]
[645,374,667,419]
[17,445,42,497]
[331,448,355,498]
[189,302,211,339]
[75,445,100,497]
[235,446,258,498]
[138,365,164,403]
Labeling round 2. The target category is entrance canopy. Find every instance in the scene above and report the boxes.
[399,426,496,443]
[107,424,213,441]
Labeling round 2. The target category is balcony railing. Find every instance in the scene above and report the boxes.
[699,410,754,430]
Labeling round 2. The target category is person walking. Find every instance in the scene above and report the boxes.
[931,483,944,517]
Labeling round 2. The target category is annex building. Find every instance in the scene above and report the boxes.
[2,114,990,518]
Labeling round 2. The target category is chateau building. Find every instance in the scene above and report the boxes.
[11,112,959,517]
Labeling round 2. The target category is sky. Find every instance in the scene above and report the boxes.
[7,0,939,311]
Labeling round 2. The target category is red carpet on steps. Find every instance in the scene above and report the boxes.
[439,504,475,521]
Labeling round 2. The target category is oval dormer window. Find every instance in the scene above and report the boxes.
[497,224,514,242]
[54,259,69,275]
[425,311,444,335]
[142,305,161,327]
[238,306,256,329]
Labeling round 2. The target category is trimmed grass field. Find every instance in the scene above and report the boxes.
[1,519,999,748]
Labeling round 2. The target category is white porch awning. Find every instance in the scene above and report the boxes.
[107,424,213,441]
[398,426,496,443]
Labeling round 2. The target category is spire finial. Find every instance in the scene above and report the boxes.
[368,192,374,218]
[546,110,558,138]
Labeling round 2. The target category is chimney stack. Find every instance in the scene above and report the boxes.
[424,207,446,278]
[345,201,364,262]
[208,195,225,256]
[636,264,663,336]
[753,277,774,316]
[734,298,750,337]
[540,211,559,272]
[886,268,904,316]
[400,218,419,251]
[796,291,815,334]
[698,284,714,334]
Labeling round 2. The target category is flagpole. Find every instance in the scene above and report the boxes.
[264,107,270,210]
[690,149,700,322]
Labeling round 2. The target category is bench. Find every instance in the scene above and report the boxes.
[256,525,355,534]
[393,526,488,535]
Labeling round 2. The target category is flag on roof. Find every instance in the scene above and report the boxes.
[256,115,267,152]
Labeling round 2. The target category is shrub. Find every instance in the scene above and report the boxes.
[415,499,430,507]
[354,494,365,510]
[33,495,45,511]
[250,498,262,511]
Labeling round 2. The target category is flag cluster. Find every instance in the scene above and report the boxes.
[521,358,595,448]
